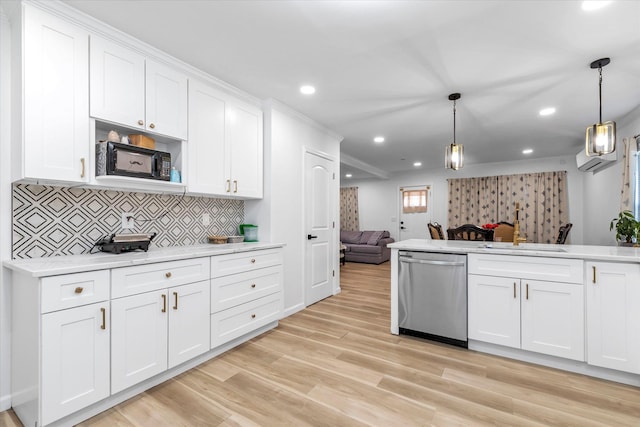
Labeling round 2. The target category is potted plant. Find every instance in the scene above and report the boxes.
[609,210,640,246]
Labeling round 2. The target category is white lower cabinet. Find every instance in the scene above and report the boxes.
[468,254,584,361]
[586,261,640,374]
[41,302,110,426]
[521,279,584,360]
[10,248,283,426]
[111,280,210,394]
[111,289,168,394]
[210,250,283,348]
[168,281,211,367]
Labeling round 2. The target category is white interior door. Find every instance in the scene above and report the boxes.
[304,151,335,306]
[399,185,431,240]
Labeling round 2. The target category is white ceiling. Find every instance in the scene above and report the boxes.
[62,0,640,180]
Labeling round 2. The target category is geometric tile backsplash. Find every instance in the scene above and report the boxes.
[12,184,244,259]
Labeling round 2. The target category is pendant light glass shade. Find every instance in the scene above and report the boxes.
[586,58,616,157]
[445,93,463,170]
[445,143,464,170]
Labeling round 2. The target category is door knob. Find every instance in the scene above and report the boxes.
[307,234,318,240]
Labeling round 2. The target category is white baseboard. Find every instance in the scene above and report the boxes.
[469,339,640,387]
[0,394,11,412]
[283,302,305,318]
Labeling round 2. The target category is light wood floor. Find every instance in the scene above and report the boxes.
[2,261,640,426]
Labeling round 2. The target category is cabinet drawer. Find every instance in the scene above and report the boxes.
[41,270,110,313]
[468,254,583,284]
[211,266,281,312]
[211,249,282,278]
[210,293,281,348]
[112,257,210,298]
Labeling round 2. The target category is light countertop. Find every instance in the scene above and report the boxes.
[388,239,640,263]
[3,242,285,277]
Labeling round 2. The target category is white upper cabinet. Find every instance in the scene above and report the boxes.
[90,36,187,140]
[187,80,228,195]
[228,99,263,198]
[20,5,89,183]
[187,80,263,199]
[145,60,188,140]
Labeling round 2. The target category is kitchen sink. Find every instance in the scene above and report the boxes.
[481,243,567,252]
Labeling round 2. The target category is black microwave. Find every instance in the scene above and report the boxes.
[96,141,171,181]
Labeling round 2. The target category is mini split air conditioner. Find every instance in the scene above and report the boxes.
[576,148,617,172]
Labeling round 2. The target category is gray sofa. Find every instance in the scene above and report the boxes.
[340,230,395,264]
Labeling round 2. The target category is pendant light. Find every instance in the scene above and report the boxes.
[586,58,616,157]
[445,93,463,170]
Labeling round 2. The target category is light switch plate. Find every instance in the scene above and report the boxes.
[202,213,211,226]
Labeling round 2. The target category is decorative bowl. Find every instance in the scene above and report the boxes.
[227,236,245,243]
[208,235,227,244]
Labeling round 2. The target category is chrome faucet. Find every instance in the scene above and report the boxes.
[513,202,527,246]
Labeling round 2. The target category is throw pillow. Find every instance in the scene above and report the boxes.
[367,230,385,245]
[359,231,374,244]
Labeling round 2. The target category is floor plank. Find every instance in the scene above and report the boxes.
[1,260,639,426]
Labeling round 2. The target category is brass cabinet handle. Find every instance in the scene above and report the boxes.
[233,180,238,193]
[526,283,529,300]
[100,307,106,330]
[250,259,256,264]
[592,266,596,284]
[226,179,231,192]
[173,291,178,310]
[75,287,84,294]
[251,283,256,289]
[138,119,144,125]
[80,158,85,178]
[513,282,516,299]
[161,294,167,313]
[165,272,172,278]
[251,314,256,319]
[149,123,155,129]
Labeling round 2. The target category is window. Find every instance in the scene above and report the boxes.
[402,189,428,214]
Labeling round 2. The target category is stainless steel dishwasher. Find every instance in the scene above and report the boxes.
[398,251,468,348]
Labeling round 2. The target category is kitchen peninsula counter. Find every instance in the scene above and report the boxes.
[388,239,640,263]
[4,242,285,277]
[388,239,640,387]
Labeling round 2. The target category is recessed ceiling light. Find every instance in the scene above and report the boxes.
[345,173,352,178]
[373,136,385,143]
[300,85,316,95]
[413,162,422,167]
[539,107,556,116]
[581,1,611,11]
[522,149,533,154]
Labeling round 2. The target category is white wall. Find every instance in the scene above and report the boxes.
[246,100,342,316]
[0,4,12,411]
[346,155,587,245]
[583,106,640,245]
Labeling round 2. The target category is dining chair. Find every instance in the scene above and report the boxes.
[428,222,445,240]
[556,223,573,244]
[494,221,514,242]
[446,224,494,241]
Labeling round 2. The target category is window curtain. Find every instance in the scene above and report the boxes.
[340,187,359,231]
[448,171,568,243]
[447,177,497,226]
[402,189,428,214]
[620,137,635,212]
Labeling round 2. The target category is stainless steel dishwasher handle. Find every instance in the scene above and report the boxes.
[399,257,465,267]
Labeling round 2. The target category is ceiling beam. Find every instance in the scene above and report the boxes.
[341,154,391,180]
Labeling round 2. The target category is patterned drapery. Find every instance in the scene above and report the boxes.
[340,187,359,231]
[448,171,568,243]
[620,137,633,212]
